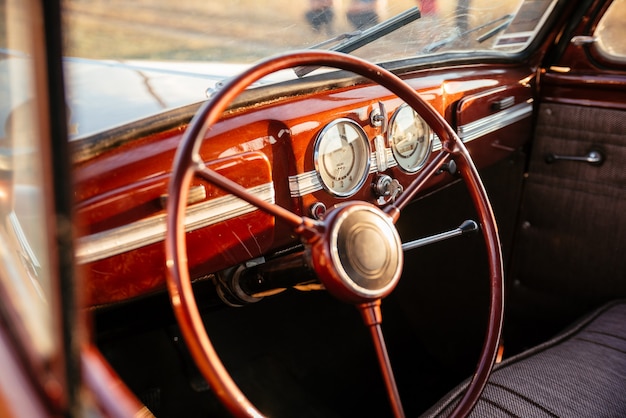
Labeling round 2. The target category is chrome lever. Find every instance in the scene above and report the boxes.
[402,220,478,252]
[545,149,604,166]
[370,101,388,134]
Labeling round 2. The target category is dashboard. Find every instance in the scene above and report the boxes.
[73,65,535,307]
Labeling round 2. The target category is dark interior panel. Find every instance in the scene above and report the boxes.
[507,102,626,350]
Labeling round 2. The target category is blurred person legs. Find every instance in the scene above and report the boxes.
[346,0,379,30]
[306,0,335,34]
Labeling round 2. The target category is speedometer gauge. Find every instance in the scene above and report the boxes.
[314,118,370,197]
[389,105,432,173]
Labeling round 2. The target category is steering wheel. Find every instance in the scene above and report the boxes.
[165,50,503,418]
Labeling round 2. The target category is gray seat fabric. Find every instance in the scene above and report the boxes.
[422,300,626,417]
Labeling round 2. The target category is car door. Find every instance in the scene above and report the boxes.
[507,0,626,348]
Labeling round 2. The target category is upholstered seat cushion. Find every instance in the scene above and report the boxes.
[423,300,626,417]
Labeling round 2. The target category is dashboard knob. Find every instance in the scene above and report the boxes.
[310,202,327,219]
[374,175,403,197]
[374,175,393,196]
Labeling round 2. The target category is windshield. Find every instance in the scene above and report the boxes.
[63,0,558,63]
[57,0,557,137]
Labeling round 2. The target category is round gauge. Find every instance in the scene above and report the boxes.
[388,105,432,173]
[314,118,371,197]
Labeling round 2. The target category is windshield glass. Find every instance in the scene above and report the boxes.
[63,0,556,62]
[59,0,557,137]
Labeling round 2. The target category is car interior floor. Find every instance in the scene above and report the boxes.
[97,286,486,417]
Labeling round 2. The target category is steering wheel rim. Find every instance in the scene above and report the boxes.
[165,50,503,418]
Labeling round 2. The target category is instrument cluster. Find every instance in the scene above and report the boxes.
[311,104,434,198]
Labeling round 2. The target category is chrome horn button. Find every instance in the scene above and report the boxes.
[330,204,403,299]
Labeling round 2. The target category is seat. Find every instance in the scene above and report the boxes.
[423,300,626,417]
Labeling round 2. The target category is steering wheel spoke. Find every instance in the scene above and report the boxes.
[385,150,451,222]
[359,300,406,418]
[194,164,307,229]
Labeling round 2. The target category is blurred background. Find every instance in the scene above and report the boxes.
[62,0,502,62]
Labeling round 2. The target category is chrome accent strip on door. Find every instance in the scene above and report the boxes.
[457,100,533,143]
[76,182,275,264]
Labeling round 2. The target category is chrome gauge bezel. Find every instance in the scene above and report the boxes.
[313,118,371,198]
[388,104,433,173]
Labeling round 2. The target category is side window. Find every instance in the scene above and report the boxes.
[0,0,56,358]
[593,0,626,63]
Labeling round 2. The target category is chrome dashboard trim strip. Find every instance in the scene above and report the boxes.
[370,148,397,174]
[289,171,322,197]
[289,102,531,198]
[76,182,275,264]
[457,100,533,143]
[431,133,442,151]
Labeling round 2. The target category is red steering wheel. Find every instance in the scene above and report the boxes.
[165,50,503,418]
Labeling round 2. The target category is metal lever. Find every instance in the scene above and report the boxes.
[402,220,478,252]
[545,149,604,166]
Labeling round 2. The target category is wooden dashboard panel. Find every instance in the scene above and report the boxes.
[77,152,275,306]
[73,64,536,306]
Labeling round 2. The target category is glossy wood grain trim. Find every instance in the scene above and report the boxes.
[76,182,275,264]
[540,72,626,111]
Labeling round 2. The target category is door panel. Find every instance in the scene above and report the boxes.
[506,1,626,348]
[507,98,626,352]
[512,102,626,300]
